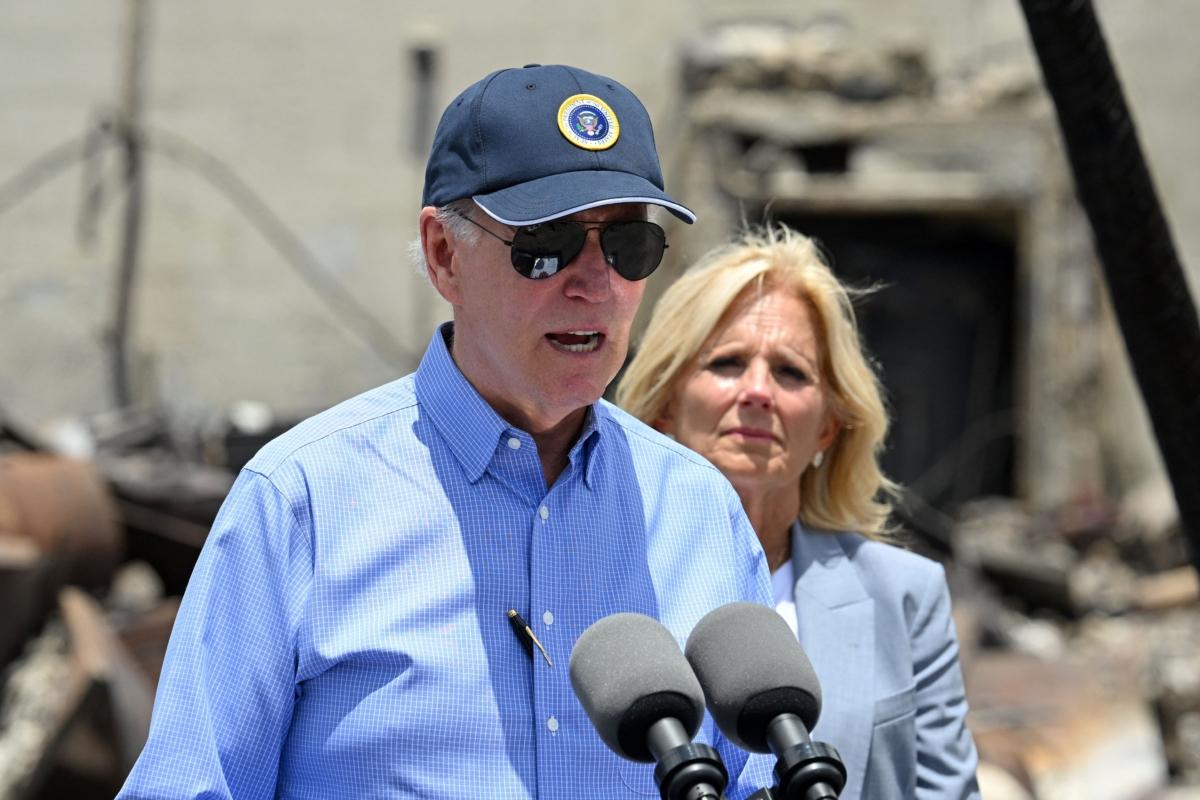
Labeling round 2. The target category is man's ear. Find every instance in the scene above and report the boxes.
[420,206,464,306]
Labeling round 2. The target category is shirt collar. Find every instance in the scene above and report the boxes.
[572,404,604,489]
[414,323,605,486]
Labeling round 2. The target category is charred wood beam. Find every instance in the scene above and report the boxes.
[59,587,155,772]
[1017,0,1200,571]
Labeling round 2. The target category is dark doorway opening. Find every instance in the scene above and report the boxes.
[772,210,1019,518]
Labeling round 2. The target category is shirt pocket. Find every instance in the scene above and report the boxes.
[618,760,661,796]
[873,684,916,726]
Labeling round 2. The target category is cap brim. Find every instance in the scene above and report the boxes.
[472,170,695,226]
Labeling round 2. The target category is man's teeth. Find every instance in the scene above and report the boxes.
[551,331,601,352]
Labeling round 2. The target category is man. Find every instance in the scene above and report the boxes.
[118,64,773,799]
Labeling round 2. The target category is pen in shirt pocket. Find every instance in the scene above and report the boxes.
[507,609,553,667]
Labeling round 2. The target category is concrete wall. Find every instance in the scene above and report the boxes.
[0,1,713,429]
[2,1,1196,478]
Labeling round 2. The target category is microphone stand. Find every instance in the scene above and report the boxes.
[747,714,846,800]
[646,718,729,800]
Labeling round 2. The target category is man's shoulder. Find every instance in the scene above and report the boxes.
[597,399,724,476]
[246,374,419,477]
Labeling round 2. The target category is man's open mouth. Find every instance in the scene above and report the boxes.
[546,331,603,353]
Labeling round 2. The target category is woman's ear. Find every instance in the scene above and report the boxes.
[420,207,463,306]
[653,405,675,437]
[818,414,843,452]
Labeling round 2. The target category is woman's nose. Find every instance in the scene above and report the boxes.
[737,363,773,410]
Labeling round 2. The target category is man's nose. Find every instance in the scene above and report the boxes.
[563,228,613,301]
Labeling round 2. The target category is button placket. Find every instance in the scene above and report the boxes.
[530,488,568,749]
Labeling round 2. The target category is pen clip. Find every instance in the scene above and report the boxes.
[507,609,553,667]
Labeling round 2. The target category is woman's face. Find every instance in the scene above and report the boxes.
[661,288,841,497]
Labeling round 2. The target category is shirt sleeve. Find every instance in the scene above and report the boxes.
[117,468,313,800]
[912,565,981,800]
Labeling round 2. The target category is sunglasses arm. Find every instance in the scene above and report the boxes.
[451,209,515,246]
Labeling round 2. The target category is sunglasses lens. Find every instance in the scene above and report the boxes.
[509,222,587,279]
[602,222,667,281]
[507,220,667,280]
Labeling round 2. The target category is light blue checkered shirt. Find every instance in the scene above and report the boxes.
[119,324,774,799]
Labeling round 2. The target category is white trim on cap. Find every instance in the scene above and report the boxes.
[474,196,697,227]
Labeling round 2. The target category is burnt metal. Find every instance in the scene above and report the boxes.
[0,538,53,670]
[99,452,230,594]
[0,454,124,587]
[0,454,124,666]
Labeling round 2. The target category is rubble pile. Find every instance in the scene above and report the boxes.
[0,439,205,800]
[0,561,173,800]
[951,496,1199,797]
[682,18,937,102]
[0,622,72,800]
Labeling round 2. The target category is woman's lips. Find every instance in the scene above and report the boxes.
[725,427,777,442]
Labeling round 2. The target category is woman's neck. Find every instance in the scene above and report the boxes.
[736,483,800,573]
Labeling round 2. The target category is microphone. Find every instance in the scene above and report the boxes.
[570,612,729,800]
[684,602,846,800]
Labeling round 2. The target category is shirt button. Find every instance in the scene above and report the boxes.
[547,716,559,733]
[538,505,549,520]
[543,610,554,626]
[507,437,521,450]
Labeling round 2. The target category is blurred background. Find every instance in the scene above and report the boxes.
[1,1,1197,798]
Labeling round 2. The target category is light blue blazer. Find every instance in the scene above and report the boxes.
[787,523,980,799]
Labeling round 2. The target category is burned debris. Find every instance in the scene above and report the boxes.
[952,497,1198,795]
[0,408,268,799]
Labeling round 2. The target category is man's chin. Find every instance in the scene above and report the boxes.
[543,380,611,415]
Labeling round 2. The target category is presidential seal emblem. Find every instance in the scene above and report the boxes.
[557,94,619,151]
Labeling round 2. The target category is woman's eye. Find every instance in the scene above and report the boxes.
[706,356,743,373]
[777,365,811,384]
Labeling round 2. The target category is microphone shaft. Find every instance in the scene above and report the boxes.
[766,713,812,757]
[646,717,694,762]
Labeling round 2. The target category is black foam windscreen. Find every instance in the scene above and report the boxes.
[569,612,706,762]
[684,602,822,753]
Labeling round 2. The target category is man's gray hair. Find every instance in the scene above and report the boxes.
[408,198,480,281]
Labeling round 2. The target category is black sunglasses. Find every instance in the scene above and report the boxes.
[452,211,669,281]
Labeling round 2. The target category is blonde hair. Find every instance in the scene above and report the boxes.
[616,225,898,538]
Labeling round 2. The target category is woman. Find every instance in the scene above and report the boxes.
[617,225,980,799]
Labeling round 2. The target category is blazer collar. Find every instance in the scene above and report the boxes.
[791,522,871,609]
[789,522,873,799]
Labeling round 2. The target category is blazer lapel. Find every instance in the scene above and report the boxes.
[790,524,874,799]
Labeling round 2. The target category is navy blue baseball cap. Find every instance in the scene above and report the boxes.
[421,64,695,226]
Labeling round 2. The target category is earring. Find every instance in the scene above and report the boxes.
[812,451,824,468]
